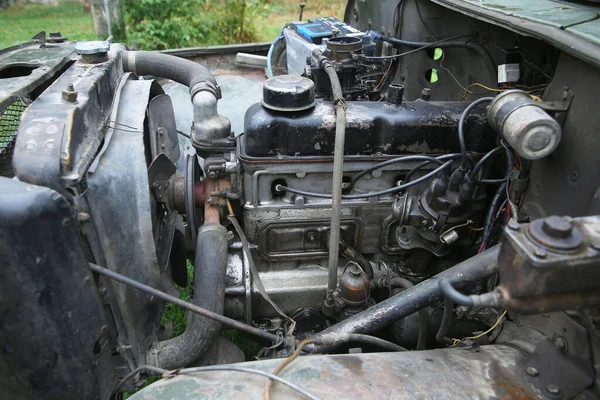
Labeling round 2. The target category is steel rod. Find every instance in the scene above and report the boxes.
[88,262,280,344]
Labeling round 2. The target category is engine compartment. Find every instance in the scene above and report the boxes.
[2,1,600,399]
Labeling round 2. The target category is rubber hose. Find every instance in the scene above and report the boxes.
[436,295,454,344]
[312,49,347,299]
[438,279,474,307]
[123,50,217,92]
[154,224,228,369]
[390,277,429,351]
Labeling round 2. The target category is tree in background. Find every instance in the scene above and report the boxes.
[122,0,269,50]
[90,0,126,41]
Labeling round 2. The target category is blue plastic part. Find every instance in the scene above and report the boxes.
[295,23,333,43]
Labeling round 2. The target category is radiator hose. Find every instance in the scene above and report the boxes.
[122,50,230,154]
[150,224,228,369]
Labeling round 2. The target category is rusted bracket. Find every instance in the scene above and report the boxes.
[525,324,594,399]
[537,87,573,126]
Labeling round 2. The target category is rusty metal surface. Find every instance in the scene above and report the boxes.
[130,345,540,400]
[498,216,600,313]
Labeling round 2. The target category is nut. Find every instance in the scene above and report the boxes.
[61,83,78,103]
[541,216,573,239]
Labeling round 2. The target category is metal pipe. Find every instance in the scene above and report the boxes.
[310,246,500,352]
[87,263,280,344]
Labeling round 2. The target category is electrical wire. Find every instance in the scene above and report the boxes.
[176,129,190,139]
[403,153,463,183]
[111,366,168,397]
[165,364,321,400]
[458,97,495,169]
[265,339,314,400]
[438,220,473,243]
[276,160,453,200]
[469,146,505,182]
[227,204,297,337]
[375,59,395,89]
[364,34,472,60]
[451,310,507,346]
[349,155,445,187]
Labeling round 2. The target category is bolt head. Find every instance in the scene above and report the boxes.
[508,220,520,231]
[534,248,547,258]
[554,336,568,352]
[542,216,573,239]
[61,85,78,103]
[546,384,560,395]
[526,366,539,377]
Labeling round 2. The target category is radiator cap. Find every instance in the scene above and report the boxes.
[262,75,315,112]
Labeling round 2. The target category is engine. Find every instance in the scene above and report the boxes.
[4,5,600,400]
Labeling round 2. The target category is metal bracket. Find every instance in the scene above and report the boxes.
[537,87,573,126]
[525,329,594,399]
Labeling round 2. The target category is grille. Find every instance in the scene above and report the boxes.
[0,98,27,177]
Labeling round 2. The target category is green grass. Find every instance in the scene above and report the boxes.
[255,0,346,42]
[0,0,346,49]
[160,261,262,361]
[0,1,97,48]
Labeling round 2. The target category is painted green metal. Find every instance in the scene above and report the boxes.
[432,0,600,69]
[459,0,598,28]
[129,345,540,399]
[567,18,600,46]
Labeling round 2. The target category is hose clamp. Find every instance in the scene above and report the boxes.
[190,81,222,100]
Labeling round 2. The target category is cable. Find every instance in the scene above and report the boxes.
[369,31,496,81]
[227,208,296,336]
[87,262,282,344]
[438,220,473,243]
[458,97,495,169]
[375,59,395,90]
[451,310,507,346]
[177,129,190,139]
[349,155,445,187]
[111,365,168,397]
[166,364,321,400]
[364,34,472,60]
[469,146,504,182]
[265,339,314,400]
[277,160,452,200]
[403,153,462,183]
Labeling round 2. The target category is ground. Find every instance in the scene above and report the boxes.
[0,0,346,49]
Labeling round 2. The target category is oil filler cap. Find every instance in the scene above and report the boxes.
[262,75,315,112]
